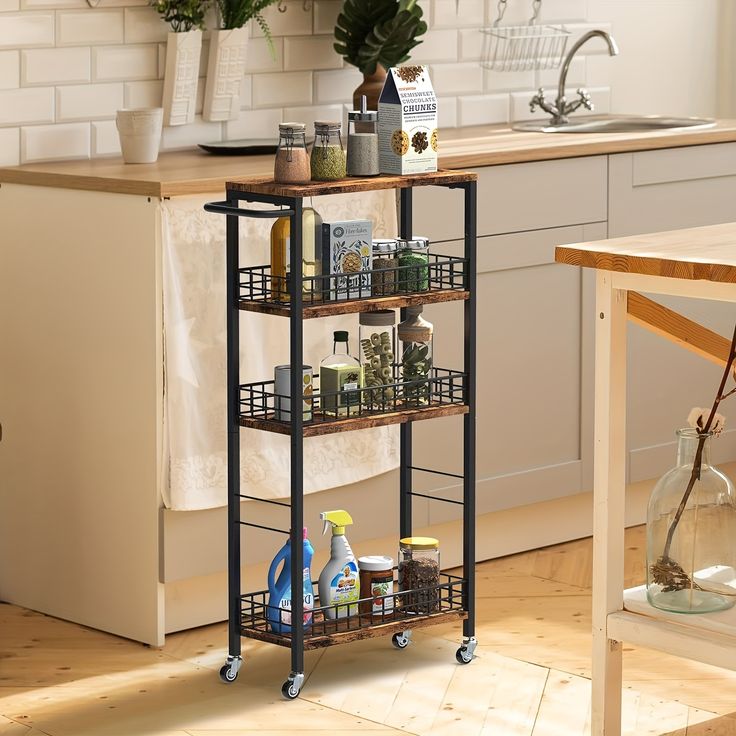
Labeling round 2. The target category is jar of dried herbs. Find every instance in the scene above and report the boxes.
[397,306,433,406]
[398,537,440,615]
[372,239,399,296]
[397,236,430,292]
[310,121,346,181]
[273,122,310,184]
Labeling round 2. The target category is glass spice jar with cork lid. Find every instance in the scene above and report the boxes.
[372,239,399,296]
[398,537,440,615]
[310,121,346,181]
[397,236,430,292]
[347,95,379,177]
[273,122,310,184]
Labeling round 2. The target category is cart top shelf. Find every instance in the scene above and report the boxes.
[225,170,477,198]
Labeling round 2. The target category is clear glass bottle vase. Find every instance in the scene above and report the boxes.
[646,428,736,614]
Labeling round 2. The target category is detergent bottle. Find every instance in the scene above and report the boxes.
[267,528,314,634]
[318,510,359,619]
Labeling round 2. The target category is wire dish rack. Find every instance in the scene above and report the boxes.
[481,0,569,72]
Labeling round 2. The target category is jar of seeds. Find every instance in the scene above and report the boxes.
[310,121,346,181]
[398,537,440,615]
[397,305,433,406]
[397,236,430,292]
[359,310,396,409]
[273,122,310,184]
[372,239,399,296]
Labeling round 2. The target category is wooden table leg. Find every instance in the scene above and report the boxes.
[591,271,627,735]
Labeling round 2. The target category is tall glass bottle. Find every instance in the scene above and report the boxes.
[647,428,736,614]
[319,330,363,416]
[270,207,322,302]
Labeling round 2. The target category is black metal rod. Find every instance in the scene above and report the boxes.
[462,179,477,639]
[238,521,290,535]
[225,192,242,659]
[399,187,413,540]
[204,201,294,218]
[289,197,305,676]
[238,494,291,508]
[408,465,464,480]
[409,491,464,506]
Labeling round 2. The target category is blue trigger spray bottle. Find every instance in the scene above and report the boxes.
[267,527,314,634]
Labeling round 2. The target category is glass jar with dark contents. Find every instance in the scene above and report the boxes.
[372,239,399,296]
[398,537,440,614]
[397,236,430,292]
[358,555,394,622]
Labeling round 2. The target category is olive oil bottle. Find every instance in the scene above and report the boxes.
[319,331,363,415]
[270,207,322,302]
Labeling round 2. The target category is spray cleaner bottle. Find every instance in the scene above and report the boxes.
[267,527,314,634]
[318,510,359,619]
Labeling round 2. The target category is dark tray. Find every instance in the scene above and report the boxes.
[198,139,277,156]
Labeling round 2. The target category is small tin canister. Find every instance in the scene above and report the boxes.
[274,364,313,421]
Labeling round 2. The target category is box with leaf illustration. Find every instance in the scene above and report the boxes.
[321,220,372,300]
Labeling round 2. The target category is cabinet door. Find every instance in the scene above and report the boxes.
[411,222,606,524]
[609,146,736,482]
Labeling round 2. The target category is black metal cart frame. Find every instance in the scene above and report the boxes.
[204,174,477,698]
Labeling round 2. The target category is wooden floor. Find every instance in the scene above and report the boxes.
[4,525,736,736]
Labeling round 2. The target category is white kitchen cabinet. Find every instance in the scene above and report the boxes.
[609,144,736,483]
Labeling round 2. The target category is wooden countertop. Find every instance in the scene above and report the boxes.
[3,119,736,198]
[555,222,736,283]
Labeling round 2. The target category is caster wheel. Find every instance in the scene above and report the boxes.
[281,680,300,700]
[455,647,473,664]
[392,633,410,649]
[219,664,238,683]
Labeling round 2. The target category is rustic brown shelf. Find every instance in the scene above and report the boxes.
[226,169,477,198]
[239,288,470,318]
[241,609,468,650]
[240,403,469,437]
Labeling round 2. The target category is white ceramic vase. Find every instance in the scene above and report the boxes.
[202,27,250,122]
[161,29,202,127]
[116,108,163,163]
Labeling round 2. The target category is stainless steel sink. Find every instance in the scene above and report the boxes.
[513,115,716,133]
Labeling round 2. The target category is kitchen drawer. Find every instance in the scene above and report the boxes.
[414,155,607,241]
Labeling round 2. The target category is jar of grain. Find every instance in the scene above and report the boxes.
[310,121,346,181]
[397,236,430,292]
[274,122,310,185]
[347,96,379,177]
[372,239,399,296]
[398,537,440,615]
[358,555,394,622]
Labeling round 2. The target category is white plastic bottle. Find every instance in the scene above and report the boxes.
[318,510,359,620]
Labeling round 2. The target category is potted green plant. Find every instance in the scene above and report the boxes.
[203,0,281,122]
[152,0,208,126]
[334,0,428,110]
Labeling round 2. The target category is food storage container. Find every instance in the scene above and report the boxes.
[359,310,396,408]
[274,122,310,184]
[310,121,346,181]
[398,537,440,614]
[397,236,430,292]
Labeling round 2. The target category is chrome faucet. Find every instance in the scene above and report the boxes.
[530,29,619,125]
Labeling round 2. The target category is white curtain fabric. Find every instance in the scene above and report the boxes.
[161,191,399,511]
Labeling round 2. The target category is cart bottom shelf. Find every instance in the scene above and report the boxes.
[240,609,468,650]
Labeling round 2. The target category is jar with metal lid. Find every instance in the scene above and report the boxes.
[398,537,440,614]
[372,239,399,296]
[358,555,394,622]
[273,122,310,184]
[397,236,430,292]
[310,121,346,181]
[359,310,396,408]
[397,305,433,406]
[347,95,379,177]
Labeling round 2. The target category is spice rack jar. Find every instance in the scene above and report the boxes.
[203,170,478,699]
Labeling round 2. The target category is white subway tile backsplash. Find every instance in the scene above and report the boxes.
[484,69,535,93]
[0,13,54,48]
[21,120,89,161]
[314,67,361,105]
[0,128,20,165]
[411,29,458,64]
[256,1,312,37]
[537,57,584,88]
[0,51,19,89]
[0,87,53,125]
[124,79,163,108]
[22,47,89,85]
[437,96,457,128]
[252,71,311,108]
[22,0,85,8]
[458,93,508,126]
[432,0,484,28]
[224,107,281,140]
[161,115,221,149]
[57,10,123,45]
[564,23,614,53]
[313,0,340,35]
[282,103,343,133]
[430,62,483,95]
[56,82,123,121]
[0,0,20,10]
[284,35,339,71]
[93,44,157,81]
[244,36,283,73]
[542,0,587,22]
[458,28,482,61]
[124,7,168,44]
[91,119,120,155]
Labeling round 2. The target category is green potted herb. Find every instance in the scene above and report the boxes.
[334,0,428,110]
[203,0,281,121]
[152,0,208,126]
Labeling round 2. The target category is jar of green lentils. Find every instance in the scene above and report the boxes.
[310,121,346,181]
[397,236,430,293]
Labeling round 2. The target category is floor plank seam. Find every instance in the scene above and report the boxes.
[530,667,551,736]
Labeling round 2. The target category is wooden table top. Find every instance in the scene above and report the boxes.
[3,119,736,197]
[555,222,736,284]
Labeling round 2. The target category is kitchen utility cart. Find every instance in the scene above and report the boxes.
[204,170,478,699]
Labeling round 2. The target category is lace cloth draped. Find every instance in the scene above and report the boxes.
[161,192,399,510]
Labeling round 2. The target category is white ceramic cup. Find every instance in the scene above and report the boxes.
[115,108,163,164]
